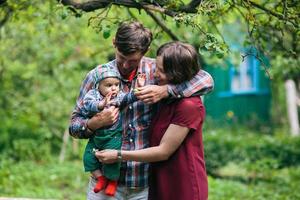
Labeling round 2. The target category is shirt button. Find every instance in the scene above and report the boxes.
[129,106,132,110]
[129,138,133,143]
[129,124,132,128]
[81,126,85,131]
[177,94,181,98]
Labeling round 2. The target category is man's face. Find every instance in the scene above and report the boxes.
[154,56,168,85]
[98,77,120,97]
[115,49,144,76]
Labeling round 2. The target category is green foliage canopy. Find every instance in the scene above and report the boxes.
[0,0,299,158]
[54,0,300,81]
[0,0,114,156]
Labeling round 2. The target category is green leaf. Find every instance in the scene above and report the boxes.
[103,29,111,39]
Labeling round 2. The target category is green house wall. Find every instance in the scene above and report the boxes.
[203,65,271,125]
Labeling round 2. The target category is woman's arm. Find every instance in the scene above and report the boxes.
[96,124,190,163]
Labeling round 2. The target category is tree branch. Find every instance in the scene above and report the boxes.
[0,0,6,6]
[143,7,179,41]
[59,0,203,17]
[209,16,225,43]
[242,51,271,79]
[0,0,12,28]
[180,0,203,13]
[247,0,298,28]
[60,0,110,12]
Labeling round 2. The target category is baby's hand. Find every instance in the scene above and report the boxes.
[98,92,113,110]
[137,73,146,87]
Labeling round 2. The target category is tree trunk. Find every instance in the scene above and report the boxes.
[59,128,70,163]
[285,79,299,136]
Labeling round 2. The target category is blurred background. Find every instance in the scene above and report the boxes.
[0,0,299,199]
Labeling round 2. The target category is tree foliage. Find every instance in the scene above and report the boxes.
[53,0,300,81]
[0,2,299,197]
[0,0,299,158]
[0,0,114,156]
[2,0,299,80]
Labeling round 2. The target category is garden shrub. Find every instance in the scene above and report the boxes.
[204,129,300,175]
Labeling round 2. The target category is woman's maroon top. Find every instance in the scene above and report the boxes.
[149,97,208,200]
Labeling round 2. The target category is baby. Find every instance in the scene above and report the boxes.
[81,65,145,196]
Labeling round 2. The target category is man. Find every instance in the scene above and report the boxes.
[69,21,214,200]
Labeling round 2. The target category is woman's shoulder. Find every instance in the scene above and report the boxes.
[177,96,203,107]
[169,97,205,127]
[173,96,204,114]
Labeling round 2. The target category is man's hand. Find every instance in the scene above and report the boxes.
[95,149,118,164]
[87,106,119,130]
[134,85,168,104]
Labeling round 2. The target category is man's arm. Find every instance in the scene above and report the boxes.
[135,70,214,104]
[69,70,95,139]
[168,69,214,97]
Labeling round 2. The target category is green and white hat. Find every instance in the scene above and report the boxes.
[94,65,121,87]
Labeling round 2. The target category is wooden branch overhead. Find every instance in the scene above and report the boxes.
[60,0,298,28]
[180,0,202,13]
[143,7,179,41]
[0,0,12,28]
[60,0,203,17]
[0,0,6,6]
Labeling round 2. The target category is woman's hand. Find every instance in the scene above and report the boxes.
[95,149,118,164]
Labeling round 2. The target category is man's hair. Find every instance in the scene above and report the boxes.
[156,41,201,84]
[115,21,152,55]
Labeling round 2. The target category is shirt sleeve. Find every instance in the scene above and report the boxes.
[168,70,214,98]
[69,69,97,139]
[117,91,138,108]
[170,97,205,131]
[83,89,102,114]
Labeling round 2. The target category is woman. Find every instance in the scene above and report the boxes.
[97,41,208,200]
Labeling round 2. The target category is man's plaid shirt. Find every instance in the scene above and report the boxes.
[69,57,214,188]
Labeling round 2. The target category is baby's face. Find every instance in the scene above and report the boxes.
[98,77,120,97]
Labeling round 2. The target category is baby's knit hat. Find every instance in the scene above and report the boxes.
[94,65,121,86]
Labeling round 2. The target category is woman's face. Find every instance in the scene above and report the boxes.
[154,56,168,85]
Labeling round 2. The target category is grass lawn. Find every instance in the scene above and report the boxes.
[1,158,299,199]
[0,159,87,200]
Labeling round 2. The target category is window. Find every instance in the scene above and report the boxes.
[230,54,258,93]
[217,51,266,98]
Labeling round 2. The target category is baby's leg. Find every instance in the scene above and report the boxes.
[105,179,118,196]
[91,169,102,178]
[92,169,107,193]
